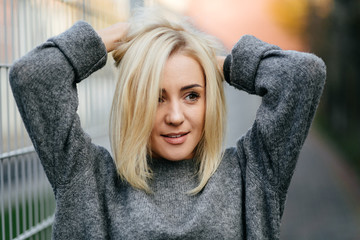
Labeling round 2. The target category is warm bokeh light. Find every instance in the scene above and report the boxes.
[311,0,334,18]
[267,0,309,37]
[156,0,307,51]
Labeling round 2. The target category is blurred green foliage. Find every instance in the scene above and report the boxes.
[308,0,360,173]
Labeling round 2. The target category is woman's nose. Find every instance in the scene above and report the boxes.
[165,101,184,126]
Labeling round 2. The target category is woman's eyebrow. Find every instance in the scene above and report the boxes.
[160,84,203,94]
[180,84,203,91]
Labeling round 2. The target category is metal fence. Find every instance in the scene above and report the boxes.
[0,0,130,239]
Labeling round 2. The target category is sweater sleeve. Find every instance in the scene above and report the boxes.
[9,21,108,192]
[223,35,326,209]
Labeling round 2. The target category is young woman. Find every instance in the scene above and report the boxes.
[10,9,325,240]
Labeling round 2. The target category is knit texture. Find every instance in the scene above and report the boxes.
[10,21,326,239]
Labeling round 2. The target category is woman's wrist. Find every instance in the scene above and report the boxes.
[217,56,226,73]
[97,22,128,53]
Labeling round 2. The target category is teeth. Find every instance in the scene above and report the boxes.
[168,135,181,138]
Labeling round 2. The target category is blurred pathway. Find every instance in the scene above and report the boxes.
[280,131,360,240]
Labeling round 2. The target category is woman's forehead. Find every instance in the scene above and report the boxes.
[161,53,205,90]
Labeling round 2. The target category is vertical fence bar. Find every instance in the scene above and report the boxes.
[0,80,2,239]
[28,3,34,238]
[40,5,45,238]
[27,155,33,238]
[15,156,20,237]
[24,0,29,54]
[7,158,13,239]
[34,3,39,239]
[5,4,14,229]
[3,0,8,63]
[21,150,27,234]
[38,159,45,240]
[0,0,5,224]
[11,0,22,237]
[33,157,39,240]
[10,0,14,63]
[45,2,53,237]
[0,10,3,153]
[16,3,26,238]
[1,159,5,240]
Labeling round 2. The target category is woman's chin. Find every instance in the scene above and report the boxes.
[151,151,194,161]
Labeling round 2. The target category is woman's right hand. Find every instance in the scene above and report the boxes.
[97,22,129,53]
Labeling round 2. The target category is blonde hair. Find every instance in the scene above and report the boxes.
[110,8,226,194]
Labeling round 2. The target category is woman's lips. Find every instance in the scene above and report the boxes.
[161,132,189,145]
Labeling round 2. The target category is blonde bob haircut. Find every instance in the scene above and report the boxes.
[110,8,226,195]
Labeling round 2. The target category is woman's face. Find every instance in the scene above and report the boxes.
[150,52,205,161]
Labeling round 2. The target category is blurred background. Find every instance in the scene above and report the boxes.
[0,0,359,239]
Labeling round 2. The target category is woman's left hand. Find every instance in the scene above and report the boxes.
[97,22,129,53]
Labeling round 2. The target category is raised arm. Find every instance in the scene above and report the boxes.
[9,21,108,190]
[223,35,326,207]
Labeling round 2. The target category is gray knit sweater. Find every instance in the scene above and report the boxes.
[10,21,326,239]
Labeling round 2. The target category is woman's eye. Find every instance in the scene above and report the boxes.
[185,92,200,102]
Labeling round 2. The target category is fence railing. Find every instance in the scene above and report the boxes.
[0,0,131,239]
